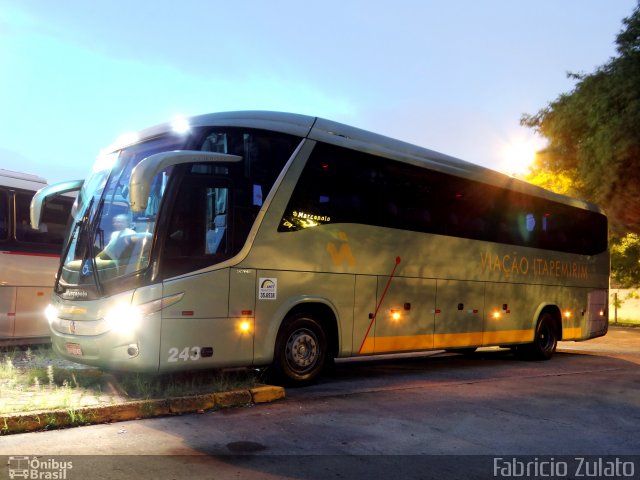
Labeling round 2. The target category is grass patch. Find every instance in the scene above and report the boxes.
[0,346,261,415]
[610,318,640,328]
[113,368,261,400]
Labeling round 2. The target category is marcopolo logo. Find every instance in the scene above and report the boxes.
[63,289,88,299]
[8,456,73,479]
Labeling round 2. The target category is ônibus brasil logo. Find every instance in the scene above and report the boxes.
[7,456,73,479]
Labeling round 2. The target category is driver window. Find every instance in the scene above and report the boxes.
[206,187,228,254]
[161,173,232,278]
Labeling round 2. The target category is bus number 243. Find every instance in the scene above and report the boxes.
[168,346,201,362]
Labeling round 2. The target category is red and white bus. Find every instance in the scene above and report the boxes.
[0,169,73,345]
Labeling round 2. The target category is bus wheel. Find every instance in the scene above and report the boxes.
[274,314,327,385]
[520,313,558,361]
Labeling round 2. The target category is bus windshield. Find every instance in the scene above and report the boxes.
[58,127,302,294]
[61,135,186,289]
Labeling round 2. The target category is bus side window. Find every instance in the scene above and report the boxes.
[15,192,44,242]
[0,190,8,240]
[14,192,70,247]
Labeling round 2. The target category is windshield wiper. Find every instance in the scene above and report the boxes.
[55,220,81,291]
[57,196,106,296]
[55,196,95,291]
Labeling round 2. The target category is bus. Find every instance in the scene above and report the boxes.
[31,112,609,383]
[0,169,74,346]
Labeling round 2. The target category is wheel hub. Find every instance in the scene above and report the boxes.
[287,329,318,371]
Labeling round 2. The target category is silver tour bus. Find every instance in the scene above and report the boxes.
[31,112,609,383]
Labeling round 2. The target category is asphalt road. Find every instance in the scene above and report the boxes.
[1,327,639,480]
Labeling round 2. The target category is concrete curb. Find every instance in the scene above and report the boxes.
[0,385,285,435]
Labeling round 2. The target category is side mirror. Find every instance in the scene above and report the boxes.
[129,150,242,212]
[30,179,84,229]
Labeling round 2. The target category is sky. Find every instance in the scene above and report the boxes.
[0,0,638,184]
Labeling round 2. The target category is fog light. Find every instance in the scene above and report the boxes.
[127,344,140,357]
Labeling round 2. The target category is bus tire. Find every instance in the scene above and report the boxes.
[274,314,327,385]
[518,312,558,361]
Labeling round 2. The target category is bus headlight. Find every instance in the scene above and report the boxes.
[104,293,184,334]
[104,304,142,334]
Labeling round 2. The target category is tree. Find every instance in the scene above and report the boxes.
[521,3,640,287]
[610,233,640,287]
[521,2,640,236]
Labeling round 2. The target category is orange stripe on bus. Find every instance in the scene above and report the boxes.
[433,332,483,349]
[481,330,533,345]
[358,330,535,355]
[562,327,582,339]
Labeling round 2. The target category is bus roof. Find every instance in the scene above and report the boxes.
[132,111,604,215]
[0,169,47,191]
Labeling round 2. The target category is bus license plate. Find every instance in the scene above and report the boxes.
[65,343,83,356]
